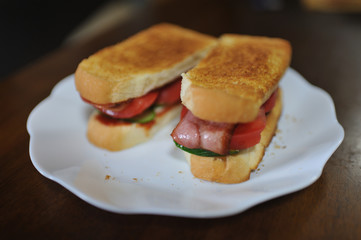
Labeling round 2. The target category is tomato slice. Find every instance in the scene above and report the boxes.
[262,89,278,113]
[180,106,188,119]
[82,78,181,119]
[229,109,266,150]
[88,91,159,119]
[156,79,182,105]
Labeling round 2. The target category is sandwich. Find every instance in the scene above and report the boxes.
[171,34,292,184]
[75,23,217,151]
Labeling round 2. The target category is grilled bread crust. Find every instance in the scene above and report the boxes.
[181,34,291,123]
[75,23,217,104]
[185,90,282,184]
[87,105,182,151]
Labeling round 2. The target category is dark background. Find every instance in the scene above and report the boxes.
[0,0,307,81]
[0,0,106,80]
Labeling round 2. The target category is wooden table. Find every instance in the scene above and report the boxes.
[1,1,360,239]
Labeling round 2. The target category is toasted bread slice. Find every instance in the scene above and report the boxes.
[87,105,182,151]
[181,34,291,123]
[185,89,282,184]
[75,23,217,104]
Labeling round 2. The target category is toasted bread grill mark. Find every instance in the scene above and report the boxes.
[185,34,291,103]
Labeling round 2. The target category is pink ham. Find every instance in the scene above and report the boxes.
[171,110,234,155]
[171,111,200,149]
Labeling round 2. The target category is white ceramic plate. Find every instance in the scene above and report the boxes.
[27,68,344,218]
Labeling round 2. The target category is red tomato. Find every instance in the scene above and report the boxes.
[156,79,182,105]
[90,91,159,119]
[229,109,266,150]
[262,89,278,113]
[180,106,188,119]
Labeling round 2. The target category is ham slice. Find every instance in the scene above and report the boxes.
[171,110,234,155]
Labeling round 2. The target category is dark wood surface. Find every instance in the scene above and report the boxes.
[1,1,360,239]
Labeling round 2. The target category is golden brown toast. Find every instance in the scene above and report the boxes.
[75,23,217,104]
[181,34,291,123]
[87,105,182,151]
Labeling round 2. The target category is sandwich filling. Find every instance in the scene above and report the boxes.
[81,77,182,124]
[171,89,278,156]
